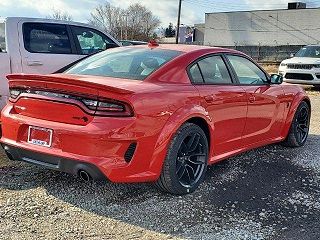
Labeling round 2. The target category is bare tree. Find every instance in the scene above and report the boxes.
[47,9,73,21]
[125,3,160,41]
[89,2,160,41]
[88,2,125,39]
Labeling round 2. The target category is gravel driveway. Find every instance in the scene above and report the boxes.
[1,91,320,240]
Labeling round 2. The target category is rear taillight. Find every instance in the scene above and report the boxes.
[81,98,133,117]
[9,88,133,117]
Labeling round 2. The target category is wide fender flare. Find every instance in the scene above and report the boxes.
[281,92,311,138]
[148,104,213,179]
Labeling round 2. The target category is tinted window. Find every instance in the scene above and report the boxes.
[189,64,204,83]
[296,46,320,58]
[0,22,5,52]
[66,47,181,80]
[23,23,72,54]
[72,26,113,55]
[190,56,232,84]
[227,55,267,85]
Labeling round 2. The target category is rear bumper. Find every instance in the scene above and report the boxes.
[2,143,106,180]
[0,103,163,183]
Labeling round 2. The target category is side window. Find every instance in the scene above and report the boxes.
[71,26,113,55]
[23,23,72,54]
[0,22,6,52]
[189,64,204,83]
[227,55,268,85]
[190,55,232,84]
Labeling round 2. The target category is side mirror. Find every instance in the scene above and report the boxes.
[290,53,295,58]
[270,74,283,84]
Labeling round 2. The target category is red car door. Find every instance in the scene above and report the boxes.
[226,54,286,145]
[188,55,247,158]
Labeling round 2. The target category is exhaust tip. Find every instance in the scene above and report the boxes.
[78,170,92,182]
[3,146,15,161]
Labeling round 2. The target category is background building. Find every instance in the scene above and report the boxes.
[201,6,320,46]
[194,3,320,62]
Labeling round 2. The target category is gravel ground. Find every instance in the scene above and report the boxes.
[1,90,320,240]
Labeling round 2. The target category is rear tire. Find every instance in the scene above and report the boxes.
[155,123,209,195]
[282,101,310,148]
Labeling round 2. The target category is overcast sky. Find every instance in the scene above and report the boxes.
[0,0,319,27]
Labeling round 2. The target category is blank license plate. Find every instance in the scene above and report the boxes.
[27,126,53,147]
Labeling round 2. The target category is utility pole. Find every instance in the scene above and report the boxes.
[176,0,182,44]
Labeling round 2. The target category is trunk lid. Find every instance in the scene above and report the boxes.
[7,73,141,125]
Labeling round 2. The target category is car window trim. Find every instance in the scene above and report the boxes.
[22,22,78,55]
[223,53,271,86]
[187,53,236,86]
[70,25,115,55]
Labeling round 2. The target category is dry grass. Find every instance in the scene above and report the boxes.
[260,64,279,75]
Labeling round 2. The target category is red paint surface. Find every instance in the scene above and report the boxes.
[1,45,310,182]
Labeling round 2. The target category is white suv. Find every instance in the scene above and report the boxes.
[278,45,320,86]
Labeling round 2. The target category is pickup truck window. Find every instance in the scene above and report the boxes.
[71,26,113,55]
[0,22,5,52]
[23,23,72,54]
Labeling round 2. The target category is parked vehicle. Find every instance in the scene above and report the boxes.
[279,45,320,86]
[119,40,148,46]
[1,44,310,195]
[0,17,120,109]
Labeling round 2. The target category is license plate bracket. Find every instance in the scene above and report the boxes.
[27,126,53,148]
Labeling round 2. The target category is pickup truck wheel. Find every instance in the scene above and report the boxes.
[155,123,208,195]
[282,101,310,148]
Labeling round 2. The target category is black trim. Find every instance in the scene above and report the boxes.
[54,54,90,73]
[66,25,78,54]
[124,142,137,163]
[2,143,106,181]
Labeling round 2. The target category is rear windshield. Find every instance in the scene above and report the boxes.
[0,22,6,52]
[65,47,181,80]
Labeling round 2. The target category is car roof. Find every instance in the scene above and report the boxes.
[126,44,242,55]
[3,17,89,26]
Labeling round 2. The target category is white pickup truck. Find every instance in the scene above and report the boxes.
[0,17,120,109]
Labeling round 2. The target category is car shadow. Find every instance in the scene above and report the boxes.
[1,135,320,239]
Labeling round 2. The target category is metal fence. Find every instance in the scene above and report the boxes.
[188,42,304,63]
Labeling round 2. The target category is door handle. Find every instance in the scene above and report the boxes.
[27,60,43,66]
[248,95,256,103]
[204,95,214,103]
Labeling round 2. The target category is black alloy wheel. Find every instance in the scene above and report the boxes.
[176,133,207,188]
[282,101,310,147]
[155,123,209,195]
[295,104,310,144]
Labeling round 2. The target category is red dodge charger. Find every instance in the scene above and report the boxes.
[1,44,311,194]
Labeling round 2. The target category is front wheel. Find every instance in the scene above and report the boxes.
[282,101,310,147]
[155,123,209,195]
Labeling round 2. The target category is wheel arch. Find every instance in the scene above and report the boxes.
[186,117,211,151]
[148,105,214,180]
[281,93,311,138]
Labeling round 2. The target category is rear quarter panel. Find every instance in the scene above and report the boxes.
[127,84,212,180]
